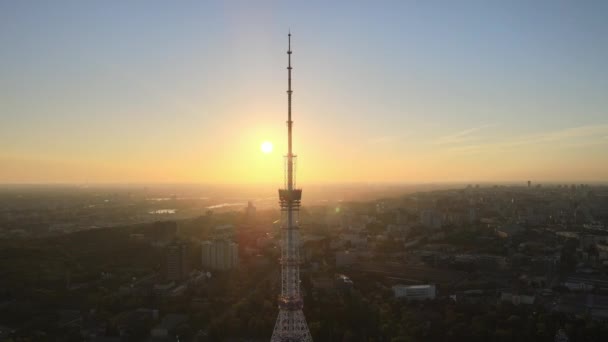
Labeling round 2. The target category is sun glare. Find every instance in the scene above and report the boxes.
[261,141,273,154]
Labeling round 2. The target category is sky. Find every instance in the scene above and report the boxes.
[1,1,607,184]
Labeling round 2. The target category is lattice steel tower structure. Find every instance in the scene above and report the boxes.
[270,33,313,342]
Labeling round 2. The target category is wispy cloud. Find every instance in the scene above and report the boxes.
[446,144,486,154]
[367,135,403,145]
[446,124,608,154]
[498,124,608,148]
[434,124,496,145]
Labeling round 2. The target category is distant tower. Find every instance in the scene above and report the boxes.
[271,33,313,342]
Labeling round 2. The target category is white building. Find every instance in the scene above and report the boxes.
[201,240,239,270]
[392,284,436,300]
[563,281,594,292]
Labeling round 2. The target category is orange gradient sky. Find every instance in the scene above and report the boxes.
[1,2,607,184]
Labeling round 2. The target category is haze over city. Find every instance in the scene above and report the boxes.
[5,2,608,342]
[2,1,607,184]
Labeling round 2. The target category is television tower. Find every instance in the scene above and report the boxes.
[270,33,313,342]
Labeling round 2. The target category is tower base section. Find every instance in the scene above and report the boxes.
[271,309,312,342]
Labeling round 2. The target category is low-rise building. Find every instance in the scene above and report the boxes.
[499,292,535,305]
[335,274,354,290]
[392,284,436,300]
[495,223,524,238]
[150,314,188,338]
[336,250,356,267]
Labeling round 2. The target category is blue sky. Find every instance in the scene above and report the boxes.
[1,1,607,183]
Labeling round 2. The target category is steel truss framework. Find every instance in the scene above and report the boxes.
[270,33,313,342]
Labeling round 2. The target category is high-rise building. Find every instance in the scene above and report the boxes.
[420,209,442,229]
[201,240,238,270]
[166,242,189,281]
[245,201,257,222]
[270,33,313,342]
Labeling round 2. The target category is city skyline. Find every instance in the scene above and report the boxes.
[2,1,608,184]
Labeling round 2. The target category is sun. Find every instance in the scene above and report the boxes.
[261,141,273,154]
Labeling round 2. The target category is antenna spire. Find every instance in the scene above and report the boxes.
[287,32,293,159]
